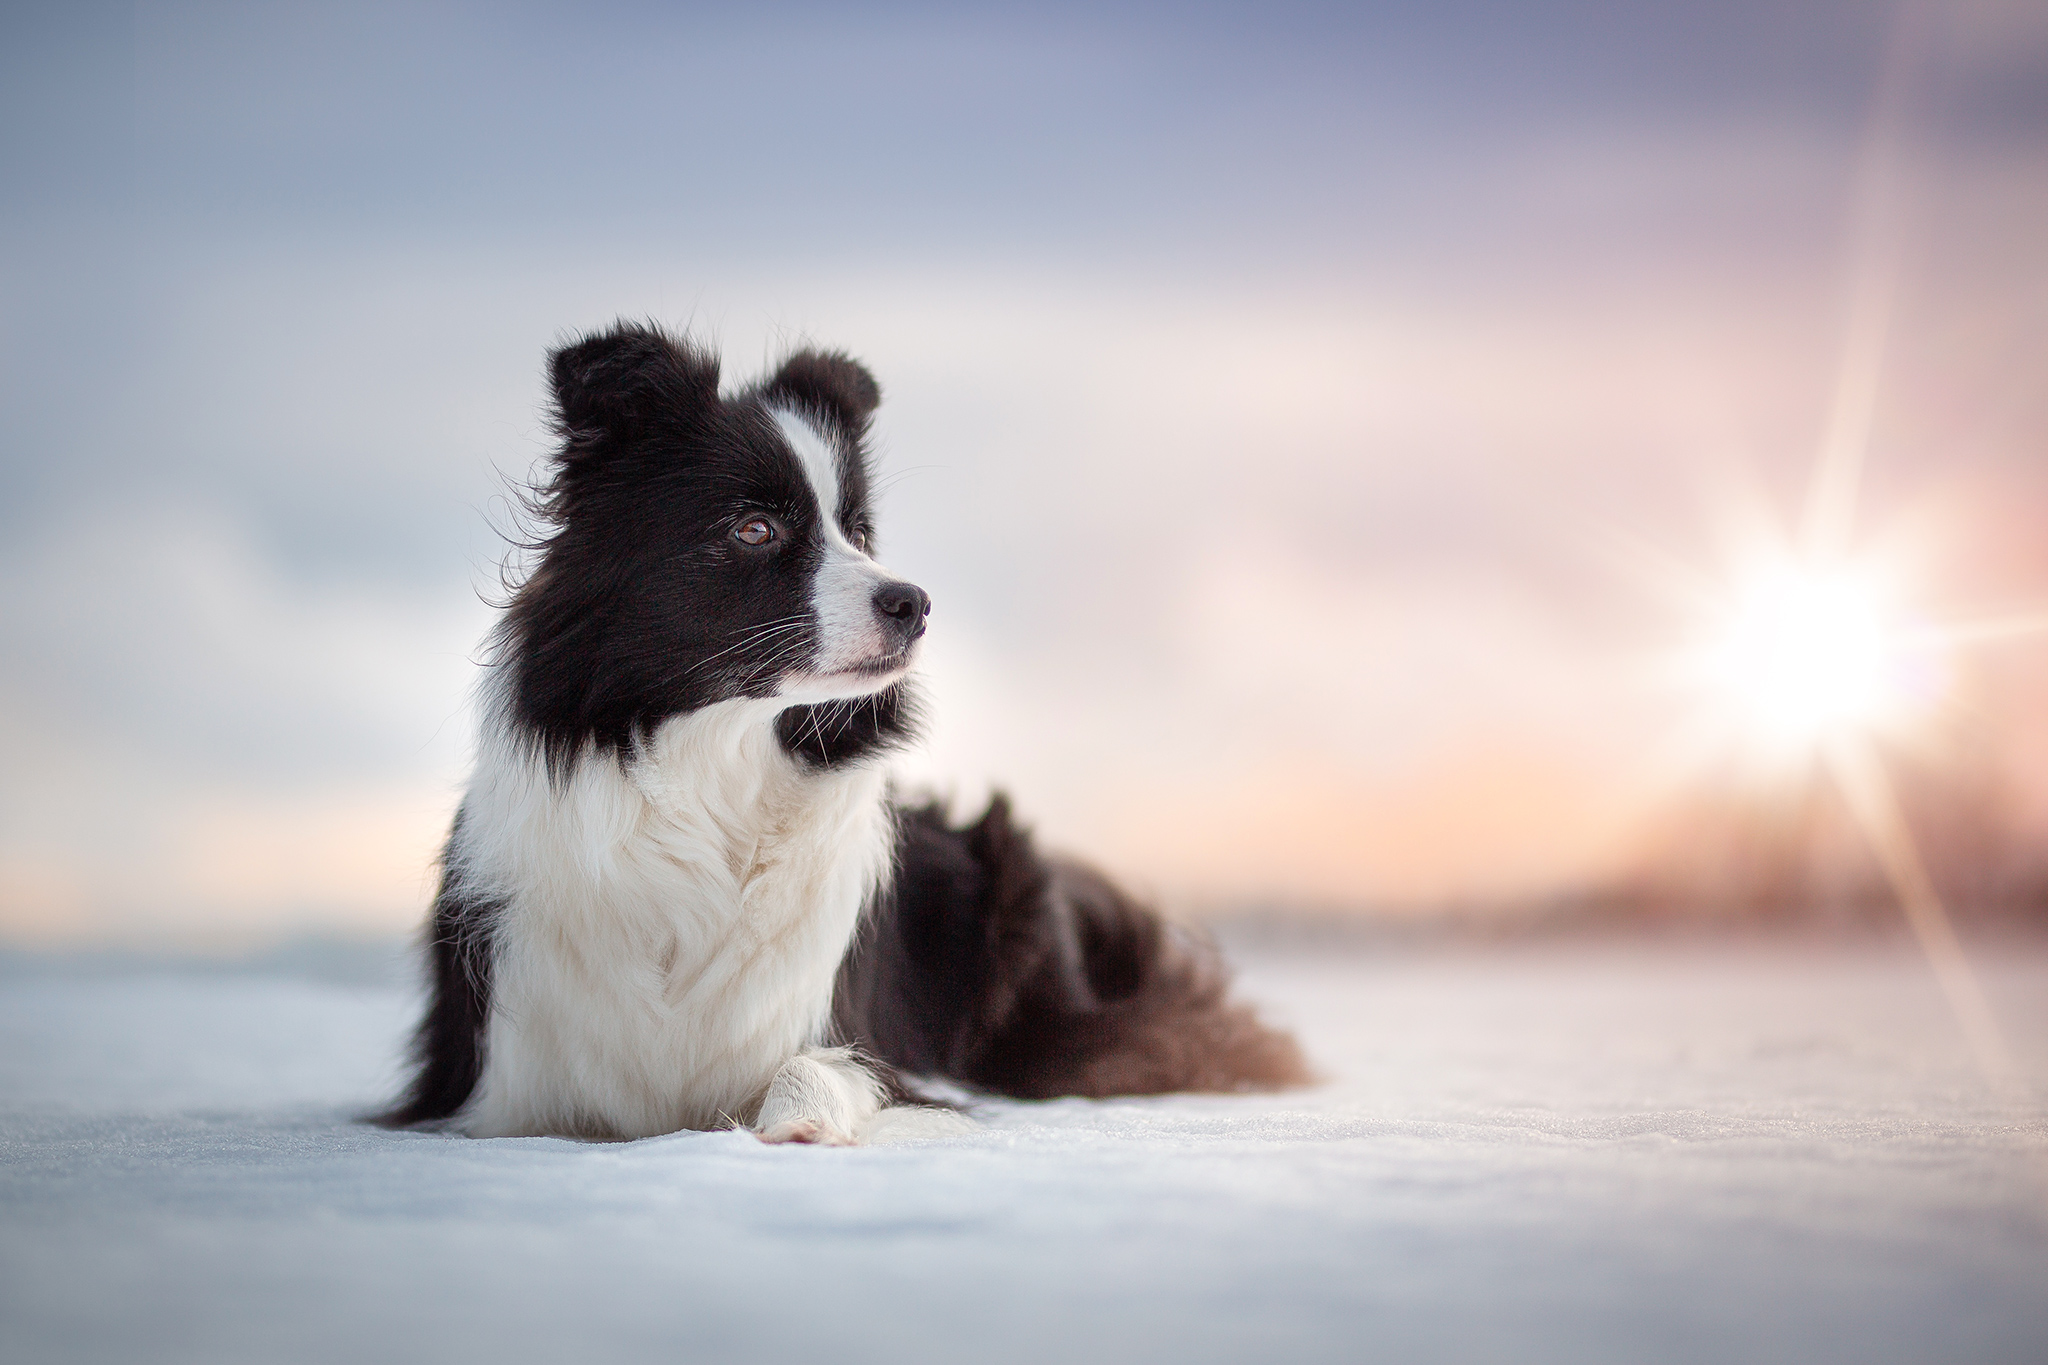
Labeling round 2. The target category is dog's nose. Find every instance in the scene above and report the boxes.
[872,581,930,643]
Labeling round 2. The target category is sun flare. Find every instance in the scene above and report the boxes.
[1701,563,1913,746]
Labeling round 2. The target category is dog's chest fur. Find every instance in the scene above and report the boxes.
[455,692,894,1139]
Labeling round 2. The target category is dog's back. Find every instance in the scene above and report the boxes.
[839,795,1310,1098]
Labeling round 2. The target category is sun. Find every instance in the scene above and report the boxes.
[1699,560,1914,748]
[1655,532,1966,772]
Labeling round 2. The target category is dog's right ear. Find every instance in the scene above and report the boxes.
[547,321,719,457]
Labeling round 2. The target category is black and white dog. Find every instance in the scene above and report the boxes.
[380,321,1306,1143]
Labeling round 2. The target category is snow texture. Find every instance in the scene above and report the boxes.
[3,939,2046,1364]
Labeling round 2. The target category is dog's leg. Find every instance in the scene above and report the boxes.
[754,1046,887,1145]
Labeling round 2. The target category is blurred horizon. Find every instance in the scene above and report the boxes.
[3,0,2046,946]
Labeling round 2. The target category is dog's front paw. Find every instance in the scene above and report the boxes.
[756,1119,855,1146]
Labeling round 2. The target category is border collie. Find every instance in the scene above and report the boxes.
[379,321,1307,1143]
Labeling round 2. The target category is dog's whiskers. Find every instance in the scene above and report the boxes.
[688,616,812,676]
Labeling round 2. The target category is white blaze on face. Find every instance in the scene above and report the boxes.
[771,407,902,685]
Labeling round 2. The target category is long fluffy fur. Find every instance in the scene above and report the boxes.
[838,796,1310,1099]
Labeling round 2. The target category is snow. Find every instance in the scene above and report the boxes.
[4,939,2046,1364]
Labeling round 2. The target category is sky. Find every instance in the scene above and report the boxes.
[3,0,2046,942]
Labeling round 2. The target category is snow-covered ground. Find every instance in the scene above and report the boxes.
[4,938,2046,1364]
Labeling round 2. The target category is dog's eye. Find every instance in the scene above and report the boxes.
[847,527,869,553]
[734,517,777,547]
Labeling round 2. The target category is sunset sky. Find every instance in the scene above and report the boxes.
[3,0,2045,942]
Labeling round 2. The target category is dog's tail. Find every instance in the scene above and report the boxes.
[837,795,1312,1099]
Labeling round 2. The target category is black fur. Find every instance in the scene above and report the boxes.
[836,796,1311,1098]
[758,347,883,441]
[777,687,924,771]
[376,812,498,1127]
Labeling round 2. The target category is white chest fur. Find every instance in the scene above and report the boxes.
[452,695,896,1139]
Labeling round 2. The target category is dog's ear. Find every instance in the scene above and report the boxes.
[547,321,719,455]
[761,349,882,434]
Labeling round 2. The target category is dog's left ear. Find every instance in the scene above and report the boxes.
[762,350,882,434]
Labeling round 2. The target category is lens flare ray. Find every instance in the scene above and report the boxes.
[1823,735,2015,1081]
[1905,611,2048,650]
[1799,0,1930,567]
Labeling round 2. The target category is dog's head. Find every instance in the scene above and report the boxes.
[504,321,927,771]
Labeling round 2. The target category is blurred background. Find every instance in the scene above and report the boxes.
[2,0,2044,948]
